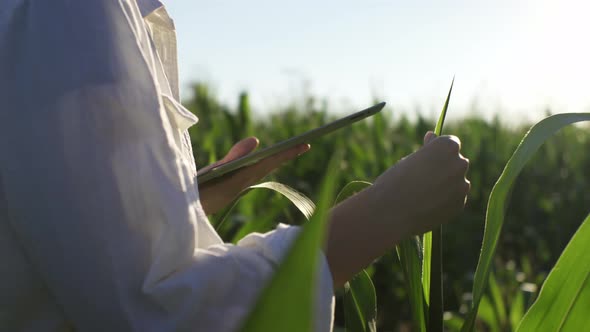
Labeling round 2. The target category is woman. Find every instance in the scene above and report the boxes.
[0,1,469,331]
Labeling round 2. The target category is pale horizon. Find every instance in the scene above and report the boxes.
[165,0,590,123]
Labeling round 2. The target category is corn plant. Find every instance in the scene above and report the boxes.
[186,82,590,331]
[238,152,344,331]
[460,112,590,331]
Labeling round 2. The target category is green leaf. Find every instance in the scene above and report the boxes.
[396,236,427,332]
[461,113,590,331]
[343,270,378,332]
[248,182,316,219]
[239,154,341,332]
[516,213,590,331]
[434,76,454,135]
[422,232,432,306]
[424,76,454,332]
[478,295,500,332]
[214,181,316,231]
[428,228,443,331]
[334,181,372,205]
[443,312,465,331]
[509,288,524,331]
[335,181,378,332]
[488,272,506,328]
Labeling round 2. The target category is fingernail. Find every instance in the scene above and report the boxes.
[298,144,310,155]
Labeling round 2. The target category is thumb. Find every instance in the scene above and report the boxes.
[424,131,437,145]
[221,137,259,162]
[199,137,259,174]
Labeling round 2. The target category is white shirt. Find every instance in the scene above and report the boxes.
[0,1,334,331]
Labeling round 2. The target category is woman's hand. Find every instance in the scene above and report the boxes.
[198,137,310,215]
[326,132,470,287]
[371,131,470,236]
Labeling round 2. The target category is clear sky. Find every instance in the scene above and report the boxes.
[165,0,590,122]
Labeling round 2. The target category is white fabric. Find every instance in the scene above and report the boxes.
[0,1,334,331]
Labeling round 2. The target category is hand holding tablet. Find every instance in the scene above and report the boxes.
[197,102,386,185]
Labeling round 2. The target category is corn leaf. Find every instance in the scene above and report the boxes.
[488,272,506,328]
[434,76,454,135]
[509,288,524,331]
[343,270,378,332]
[214,181,316,231]
[335,181,378,332]
[461,113,590,331]
[478,295,500,332]
[396,236,427,332]
[248,182,316,219]
[239,154,341,332]
[422,232,432,305]
[516,213,590,331]
[443,312,465,331]
[428,228,443,331]
[424,77,454,332]
[334,180,372,205]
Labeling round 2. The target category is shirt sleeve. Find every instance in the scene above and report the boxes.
[0,1,333,331]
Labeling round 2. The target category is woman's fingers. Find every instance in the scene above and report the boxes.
[424,131,437,144]
[198,137,260,174]
[246,143,310,179]
[203,143,310,190]
[198,143,310,215]
[220,137,260,163]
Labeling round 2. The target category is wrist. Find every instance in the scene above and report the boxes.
[363,183,410,249]
[372,165,421,239]
[325,184,407,287]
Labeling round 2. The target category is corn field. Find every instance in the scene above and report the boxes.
[185,82,590,331]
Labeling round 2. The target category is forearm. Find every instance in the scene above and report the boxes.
[325,135,470,288]
[325,185,411,288]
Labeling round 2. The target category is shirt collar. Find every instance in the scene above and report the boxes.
[137,0,164,17]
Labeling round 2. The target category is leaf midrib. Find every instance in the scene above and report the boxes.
[557,267,590,331]
[350,285,368,330]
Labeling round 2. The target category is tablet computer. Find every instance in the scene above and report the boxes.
[197,101,386,185]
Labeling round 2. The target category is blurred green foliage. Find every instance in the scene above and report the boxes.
[184,83,590,331]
